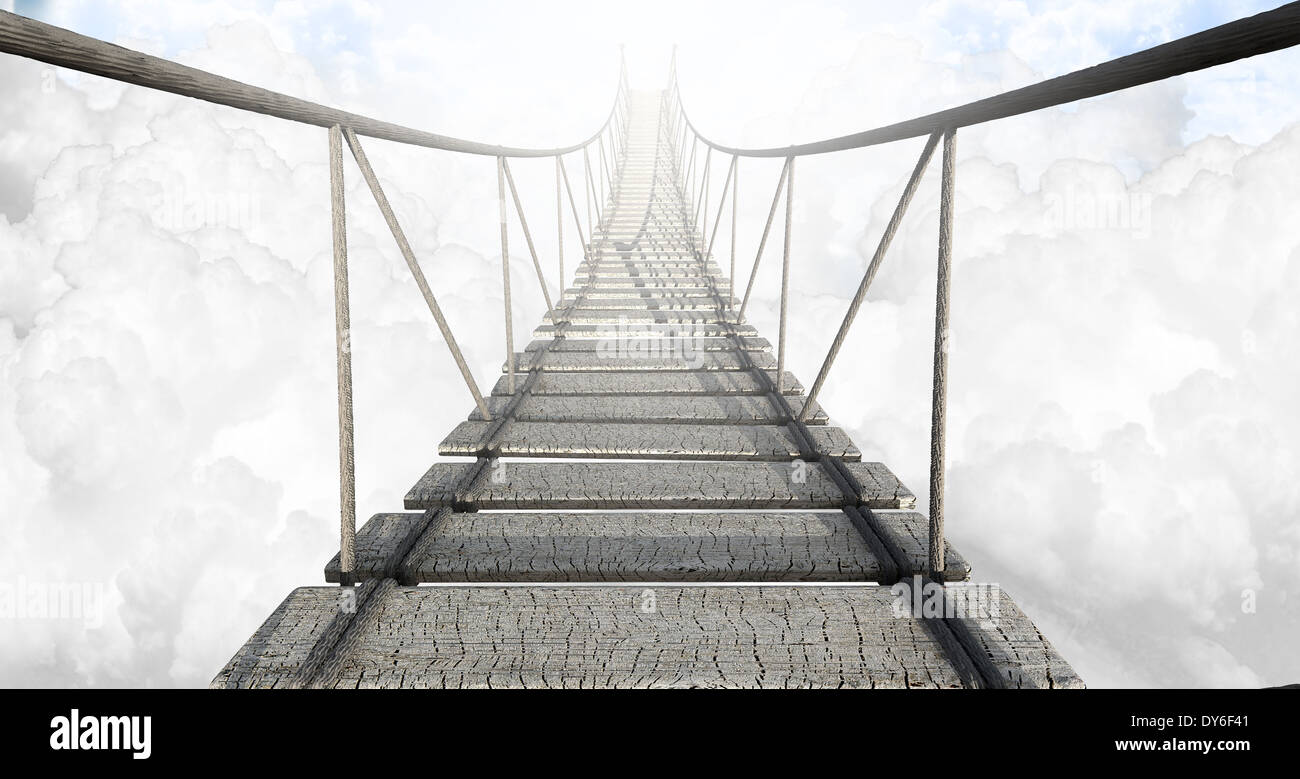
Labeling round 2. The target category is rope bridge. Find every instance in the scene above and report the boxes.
[5,5,1299,688]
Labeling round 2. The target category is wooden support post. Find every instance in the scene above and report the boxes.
[776,156,794,393]
[498,156,515,394]
[730,155,738,305]
[556,155,564,294]
[928,127,957,582]
[328,124,355,585]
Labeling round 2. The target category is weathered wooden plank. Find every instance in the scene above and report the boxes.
[840,461,918,508]
[598,219,694,224]
[598,220,695,225]
[593,242,696,248]
[577,267,722,278]
[558,296,736,310]
[599,221,695,226]
[582,260,717,269]
[524,337,770,353]
[547,310,739,324]
[216,584,984,689]
[591,237,697,242]
[470,394,827,425]
[439,421,858,460]
[561,287,730,299]
[577,272,723,281]
[490,370,803,396]
[507,351,769,372]
[574,279,732,290]
[327,511,889,583]
[405,460,911,510]
[534,323,756,339]
[404,462,476,505]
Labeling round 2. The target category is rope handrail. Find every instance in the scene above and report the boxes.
[0,9,622,158]
[670,1,1300,157]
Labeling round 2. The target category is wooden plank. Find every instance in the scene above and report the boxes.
[573,279,732,289]
[326,511,890,583]
[562,286,730,298]
[547,310,739,325]
[580,260,716,270]
[841,461,918,508]
[523,337,770,353]
[490,370,803,396]
[558,297,736,310]
[577,270,723,279]
[469,394,828,425]
[564,269,718,281]
[214,584,986,689]
[534,323,756,339]
[439,421,858,460]
[507,351,768,372]
[405,460,912,510]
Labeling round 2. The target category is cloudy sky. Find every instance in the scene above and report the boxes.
[1,0,1297,688]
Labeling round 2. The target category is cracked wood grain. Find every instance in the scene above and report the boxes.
[219,585,976,689]
[506,351,771,373]
[405,461,911,510]
[335,511,889,583]
[490,370,804,396]
[468,394,828,425]
[524,336,771,353]
[439,421,858,460]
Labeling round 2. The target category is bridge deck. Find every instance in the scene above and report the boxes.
[214,89,1081,689]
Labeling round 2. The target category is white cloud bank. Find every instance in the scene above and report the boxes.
[1,1,1297,687]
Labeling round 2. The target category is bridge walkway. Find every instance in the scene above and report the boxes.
[212,91,1081,689]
